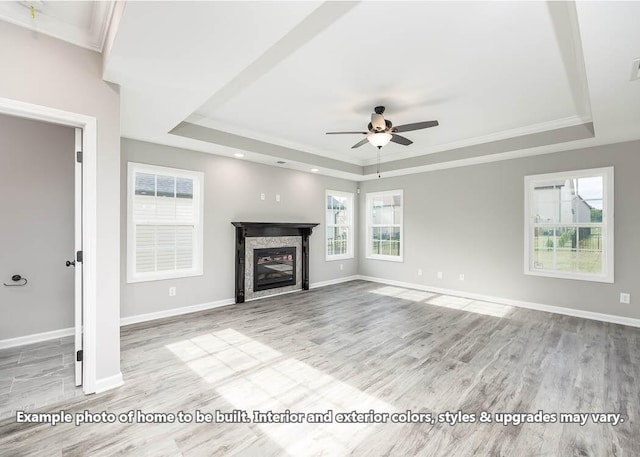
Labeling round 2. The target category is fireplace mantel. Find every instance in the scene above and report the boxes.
[232,222,319,303]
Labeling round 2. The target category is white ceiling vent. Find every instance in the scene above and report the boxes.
[631,58,640,81]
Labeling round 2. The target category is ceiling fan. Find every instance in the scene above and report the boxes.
[326,106,439,149]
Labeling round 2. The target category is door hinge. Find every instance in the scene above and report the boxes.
[76,350,83,362]
[76,151,83,163]
[76,251,83,263]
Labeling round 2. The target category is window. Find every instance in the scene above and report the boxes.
[366,189,403,262]
[127,163,204,283]
[325,190,354,260]
[524,167,613,283]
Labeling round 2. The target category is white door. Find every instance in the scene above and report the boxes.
[74,128,83,386]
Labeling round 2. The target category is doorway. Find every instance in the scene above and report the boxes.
[0,96,98,412]
[0,114,84,419]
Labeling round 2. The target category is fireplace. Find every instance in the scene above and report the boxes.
[253,247,296,291]
[231,222,319,303]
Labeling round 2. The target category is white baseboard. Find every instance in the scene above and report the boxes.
[0,298,236,348]
[310,275,360,289]
[0,327,74,349]
[94,372,124,394]
[120,298,235,326]
[4,276,638,350]
[356,275,640,328]
[0,279,358,348]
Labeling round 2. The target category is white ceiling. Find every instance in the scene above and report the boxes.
[190,1,586,165]
[0,1,114,51]
[6,1,638,180]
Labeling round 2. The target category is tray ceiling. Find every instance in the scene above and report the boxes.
[94,2,640,179]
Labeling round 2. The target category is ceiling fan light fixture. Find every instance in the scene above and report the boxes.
[368,132,392,149]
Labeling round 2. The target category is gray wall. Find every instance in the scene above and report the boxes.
[358,140,640,320]
[121,139,358,318]
[0,115,75,339]
[0,21,121,380]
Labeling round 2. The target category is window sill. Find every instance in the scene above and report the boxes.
[326,254,354,262]
[366,254,404,263]
[127,270,203,284]
[524,269,613,283]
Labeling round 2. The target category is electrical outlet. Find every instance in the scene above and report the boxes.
[417,268,423,276]
[275,194,281,202]
[459,274,465,281]
[620,293,631,304]
[437,272,443,279]
[260,193,265,201]
[169,287,176,297]
[339,263,344,271]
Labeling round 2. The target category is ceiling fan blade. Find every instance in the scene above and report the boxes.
[392,120,439,133]
[391,134,413,146]
[351,138,370,149]
[326,131,368,135]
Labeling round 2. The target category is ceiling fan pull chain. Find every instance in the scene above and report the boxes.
[377,150,381,178]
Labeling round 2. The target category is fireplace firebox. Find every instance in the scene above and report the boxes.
[253,247,296,291]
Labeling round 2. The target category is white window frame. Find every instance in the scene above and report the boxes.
[325,190,355,261]
[127,162,204,283]
[524,167,614,283]
[366,189,404,262]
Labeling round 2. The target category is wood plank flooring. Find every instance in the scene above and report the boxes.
[0,280,638,456]
[0,337,82,420]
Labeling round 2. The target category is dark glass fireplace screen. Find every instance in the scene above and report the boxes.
[253,247,296,292]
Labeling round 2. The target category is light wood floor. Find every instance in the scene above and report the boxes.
[1,280,638,456]
[0,337,82,420]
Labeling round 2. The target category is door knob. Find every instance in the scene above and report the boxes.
[66,260,76,267]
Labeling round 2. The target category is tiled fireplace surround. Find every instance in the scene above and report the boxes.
[246,236,301,300]
[231,222,319,303]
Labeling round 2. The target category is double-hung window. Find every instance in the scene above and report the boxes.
[325,190,354,260]
[524,167,613,283]
[127,163,204,283]
[366,189,403,262]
